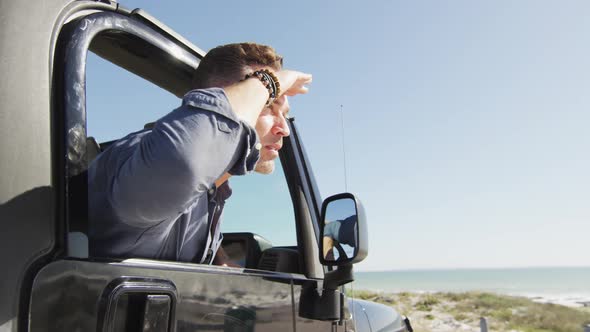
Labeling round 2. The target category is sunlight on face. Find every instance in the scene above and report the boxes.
[254,96,290,175]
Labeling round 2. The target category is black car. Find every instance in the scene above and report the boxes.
[0,1,406,331]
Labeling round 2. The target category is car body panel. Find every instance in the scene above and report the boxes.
[351,299,406,332]
[0,1,113,329]
[30,260,297,331]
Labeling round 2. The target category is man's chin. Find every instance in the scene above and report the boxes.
[254,160,275,174]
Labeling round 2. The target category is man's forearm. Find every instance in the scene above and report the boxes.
[108,89,260,226]
[223,78,269,127]
[223,69,313,127]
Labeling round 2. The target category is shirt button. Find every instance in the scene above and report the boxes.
[255,143,262,150]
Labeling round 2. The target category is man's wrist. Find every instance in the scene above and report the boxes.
[244,69,281,106]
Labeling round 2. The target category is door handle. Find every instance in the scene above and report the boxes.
[98,277,177,332]
[142,294,172,332]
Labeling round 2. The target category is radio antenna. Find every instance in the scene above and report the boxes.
[340,104,348,192]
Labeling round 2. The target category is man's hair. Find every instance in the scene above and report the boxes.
[192,42,283,89]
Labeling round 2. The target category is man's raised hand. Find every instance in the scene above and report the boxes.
[277,70,312,97]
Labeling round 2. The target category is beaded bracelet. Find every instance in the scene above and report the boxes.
[244,69,281,106]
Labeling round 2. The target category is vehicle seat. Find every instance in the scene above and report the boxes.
[86,136,101,163]
[67,137,102,258]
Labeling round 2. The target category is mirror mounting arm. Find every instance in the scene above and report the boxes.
[299,280,342,322]
[323,264,353,291]
[298,265,353,322]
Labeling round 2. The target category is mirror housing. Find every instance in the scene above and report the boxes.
[299,193,369,322]
[319,193,368,266]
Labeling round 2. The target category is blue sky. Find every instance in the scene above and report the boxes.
[87,0,590,271]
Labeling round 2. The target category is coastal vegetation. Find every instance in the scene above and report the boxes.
[349,290,590,332]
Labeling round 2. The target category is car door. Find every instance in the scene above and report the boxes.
[30,260,298,331]
[27,4,338,331]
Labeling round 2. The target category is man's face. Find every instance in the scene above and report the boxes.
[254,95,291,174]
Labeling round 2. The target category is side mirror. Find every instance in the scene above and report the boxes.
[319,193,368,266]
[299,193,368,321]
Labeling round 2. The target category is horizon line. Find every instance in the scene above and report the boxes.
[356,265,590,273]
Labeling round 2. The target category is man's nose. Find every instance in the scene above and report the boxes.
[272,95,290,137]
[272,115,290,137]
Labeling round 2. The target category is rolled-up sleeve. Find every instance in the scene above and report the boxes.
[109,88,260,226]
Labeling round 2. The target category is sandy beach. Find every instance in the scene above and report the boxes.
[351,290,590,332]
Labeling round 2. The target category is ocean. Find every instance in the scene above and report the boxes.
[353,267,590,307]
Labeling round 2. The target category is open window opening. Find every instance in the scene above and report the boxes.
[59,10,302,274]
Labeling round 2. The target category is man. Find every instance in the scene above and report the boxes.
[88,43,312,265]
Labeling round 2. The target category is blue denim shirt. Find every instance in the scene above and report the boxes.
[88,88,260,263]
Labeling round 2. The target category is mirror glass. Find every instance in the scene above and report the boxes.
[322,198,358,262]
